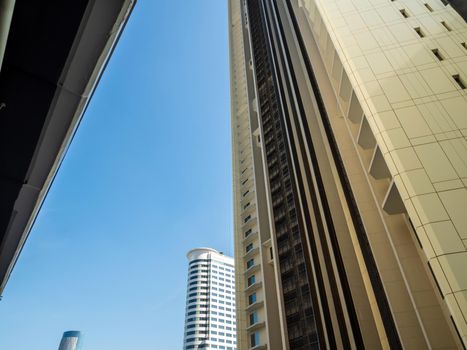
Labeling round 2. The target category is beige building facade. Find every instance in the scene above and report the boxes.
[229,0,467,349]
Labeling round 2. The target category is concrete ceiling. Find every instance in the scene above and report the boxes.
[0,0,135,295]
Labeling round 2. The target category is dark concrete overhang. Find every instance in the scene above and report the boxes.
[0,0,136,295]
[442,0,467,22]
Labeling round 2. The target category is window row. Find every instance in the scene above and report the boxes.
[189,286,209,291]
[189,280,208,286]
[209,338,236,344]
[210,299,235,306]
[211,322,237,329]
[211,280,235,288]
[189,259,234,272]
[185,345,235,350]
[188,298,235,306]
[211,292,234,300]
[212,311,237,318]
[210,318,236,324]
[190,269,234,278]
[211,305,235,313]
[212,286,235,293]
[188,285,235,293]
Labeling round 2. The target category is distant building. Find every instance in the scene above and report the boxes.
[58,331,82,350]
[183,248,237,350]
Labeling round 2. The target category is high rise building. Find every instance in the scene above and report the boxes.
[183,248,237,350]
[58,331,82,350]
[229,0,467,349]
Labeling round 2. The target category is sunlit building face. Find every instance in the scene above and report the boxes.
[229,0,467,349]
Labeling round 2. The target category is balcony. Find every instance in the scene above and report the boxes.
[244,263,261,275]
[240,190,255,206]
[243,246,259,259]
[243,230,258,245]
[247,321,265,333]
[242,202,257,216]
[242,215,257,231]
[246,300,264,312]
[244,280,262,293]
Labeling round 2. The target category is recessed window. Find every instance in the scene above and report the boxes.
[247,275,256,286]
[452,74,466,89]
[250,332,260,347]
[400,9,409,18]
[424,3,433,12]
[246,258,254,269]
[441,21,452,31]
[461,42,466,50]
[248,292,257,305]
[249,312,258,325]
[246,242,253,253]
[414,27,425,38]
[432,49,444,61]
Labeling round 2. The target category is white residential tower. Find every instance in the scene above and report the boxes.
[183,248,237,350]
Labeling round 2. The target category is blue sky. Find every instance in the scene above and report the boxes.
[0,1,232,349]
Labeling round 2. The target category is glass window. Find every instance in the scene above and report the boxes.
[248,292,256,305]
[246,243,253,253]
[249,312,258,325]
[246,258,254,269]
[247,275,256,286]
[250,332,260,347]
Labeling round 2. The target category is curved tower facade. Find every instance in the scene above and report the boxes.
[183,248,237,350]
[58,331,82,350]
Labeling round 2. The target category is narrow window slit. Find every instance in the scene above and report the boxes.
[414,27,425,37]
[461,42,466,50]
[450,316,464,347]
[424,3,433,12]
[400,9,409,18]
[408,219,423,249]
[432,49,444,61]
[452,74,466,89]
[441,21,452,31]
[427,263,444,299]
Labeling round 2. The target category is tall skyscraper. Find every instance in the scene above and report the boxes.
[58,331,82,350]
[229,0,467,349]
[183,248,237,350]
